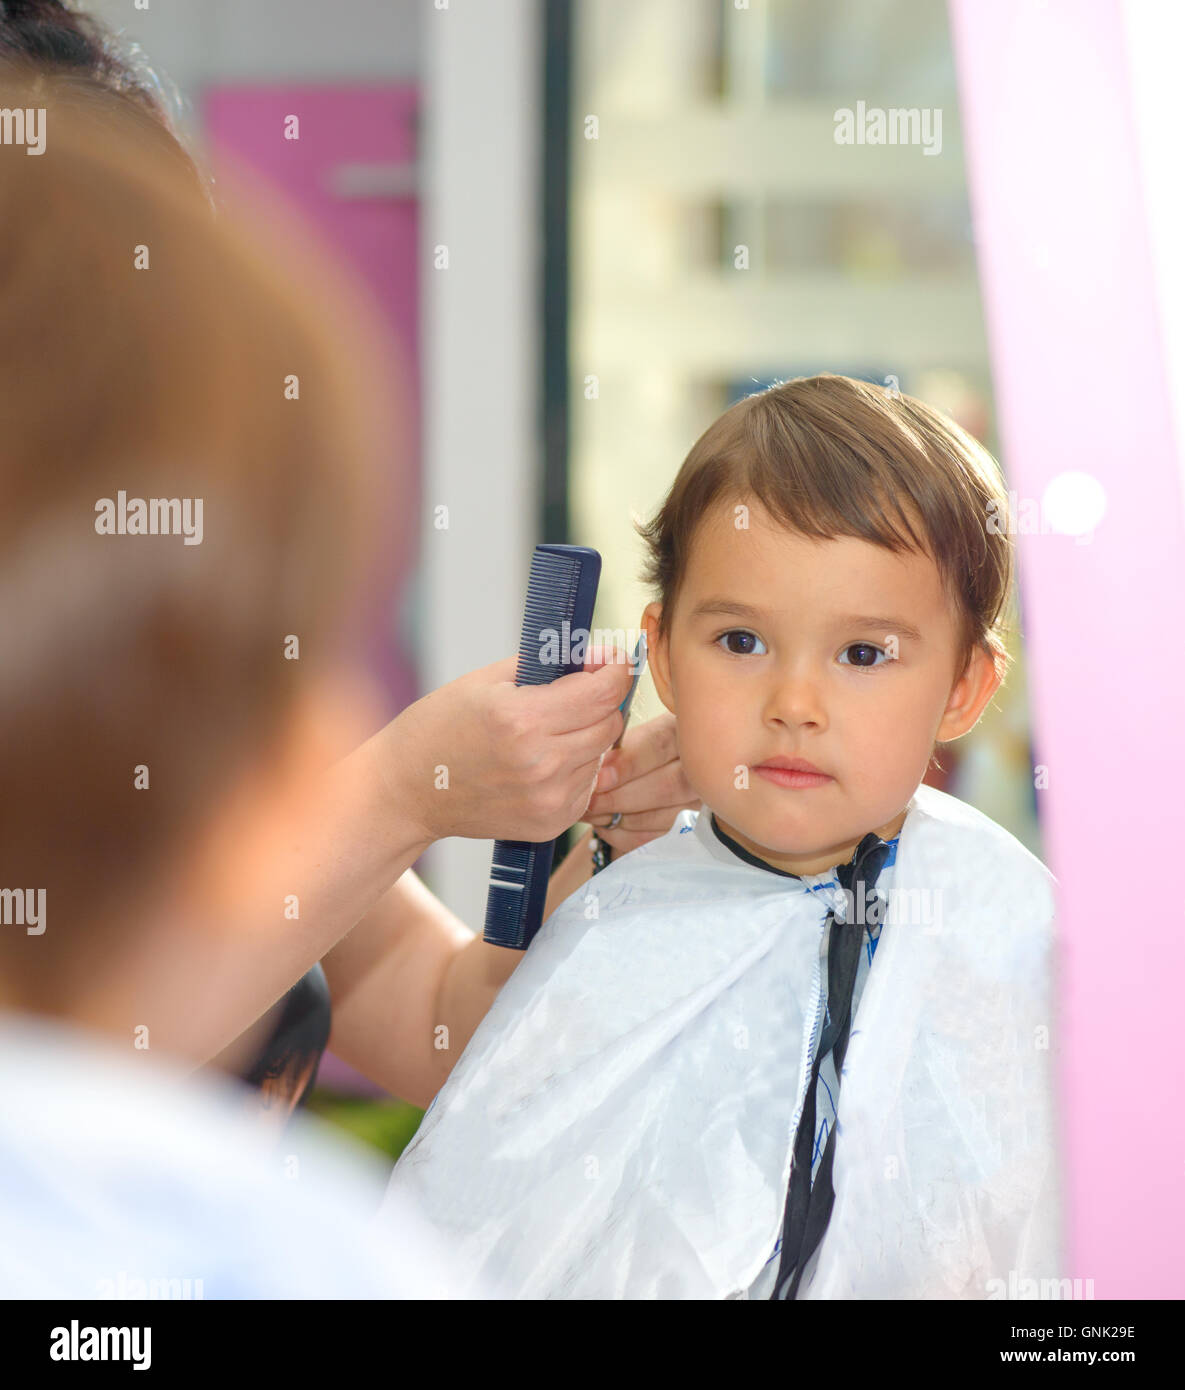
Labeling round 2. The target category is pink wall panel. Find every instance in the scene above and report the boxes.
[204,85,421,719]
[950,0,1185,1296]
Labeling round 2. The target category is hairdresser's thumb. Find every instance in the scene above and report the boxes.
[584,645,633,702]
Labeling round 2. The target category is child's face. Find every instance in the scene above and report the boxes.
[643,498,1001,876]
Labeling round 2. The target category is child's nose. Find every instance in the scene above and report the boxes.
[761,669,828,730]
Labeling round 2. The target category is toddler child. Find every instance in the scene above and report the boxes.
[384,374,1061,1299]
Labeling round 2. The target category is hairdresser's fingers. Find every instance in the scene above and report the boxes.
[551,704,631,776]
[583,718,690,821]
[593,829,665,856]
[584,808,701,857]
[494,709,623,840]
[589,798,702,838]
[515,647,634,735]
[395,655,623,844]
[584,759,693,822]
[524,761,609,845]
[583,802,700,838]
[481,652,625,774]
[592,711,680,795]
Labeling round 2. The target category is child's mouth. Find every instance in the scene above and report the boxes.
[753,764,834,790]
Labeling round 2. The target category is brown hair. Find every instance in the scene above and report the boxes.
[636,373,1015,683]
[0,70,405,1011]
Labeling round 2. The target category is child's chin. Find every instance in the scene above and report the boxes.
[716,805,817,857]
[749,833,814,858]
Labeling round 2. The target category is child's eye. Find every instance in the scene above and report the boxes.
[838,642,889,669]
[715,629,767,656]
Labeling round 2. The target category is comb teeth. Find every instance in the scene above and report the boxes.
[483,840,552,949]
[483,887,530,949]
[517,552,583,684]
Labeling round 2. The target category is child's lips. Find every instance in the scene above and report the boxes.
[757,756,826,775]
[753,760,833,790]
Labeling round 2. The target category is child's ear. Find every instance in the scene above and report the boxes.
[641,602,675,714]
[935,643,1003,742]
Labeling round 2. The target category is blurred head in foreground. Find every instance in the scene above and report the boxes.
[0,63,405,1048]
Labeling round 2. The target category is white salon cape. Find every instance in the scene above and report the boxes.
[384,783,1064,1299]
[0,1011,474,1298]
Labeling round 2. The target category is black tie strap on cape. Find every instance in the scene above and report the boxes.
[772,831,893,1300]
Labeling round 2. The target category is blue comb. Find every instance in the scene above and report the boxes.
[482,544,602,950]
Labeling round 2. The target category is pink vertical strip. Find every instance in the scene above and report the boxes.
[949,0,1185,1296]
[204,86,422,719]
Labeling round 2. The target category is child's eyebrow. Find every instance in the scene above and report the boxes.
[689,597,923,643]
[832,613,924,643]
[689,598,769,622]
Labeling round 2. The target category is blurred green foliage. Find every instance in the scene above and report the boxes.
[303,1088,425,1163]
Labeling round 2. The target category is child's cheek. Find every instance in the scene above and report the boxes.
[669,700,722,793]
[675,654,749,794]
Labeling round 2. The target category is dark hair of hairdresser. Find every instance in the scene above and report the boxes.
[0,0,209,197]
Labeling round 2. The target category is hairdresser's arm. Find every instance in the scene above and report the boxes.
[197,652,633,1072]
[322,712,696,1108]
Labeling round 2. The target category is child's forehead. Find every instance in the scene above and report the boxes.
[688,498,932,574]
[680,500,951,623]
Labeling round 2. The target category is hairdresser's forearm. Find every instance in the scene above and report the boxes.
[196,720,435,1067]
[431,830,596,1076]
[291,720,436,950]
[320,829,595,1106]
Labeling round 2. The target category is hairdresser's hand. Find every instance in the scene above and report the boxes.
[388,649,634,847]
[580,711,700,853]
